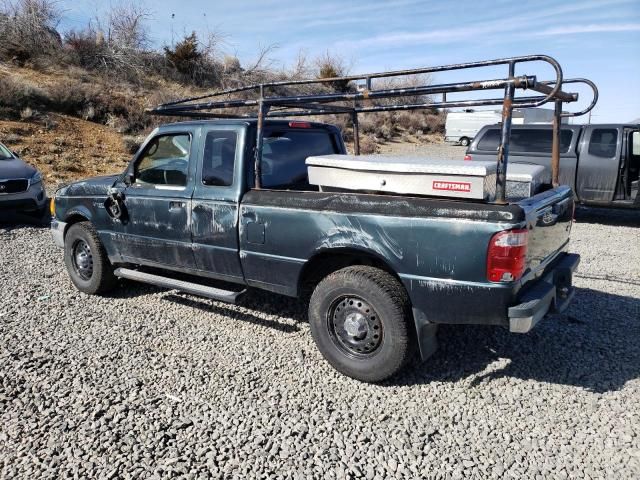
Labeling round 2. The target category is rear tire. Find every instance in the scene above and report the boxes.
[64,222,117,295]
[459,137,470,147]
[308,266,414,382]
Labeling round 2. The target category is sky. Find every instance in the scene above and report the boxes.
[57,0,640,123]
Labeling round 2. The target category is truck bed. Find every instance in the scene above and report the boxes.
[238,185,574,327]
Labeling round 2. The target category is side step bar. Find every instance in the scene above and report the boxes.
[114,267,245,304]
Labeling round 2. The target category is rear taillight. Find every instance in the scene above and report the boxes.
[464,154,472,161]
[487,229,528,282]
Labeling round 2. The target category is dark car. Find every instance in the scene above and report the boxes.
[0,142,47,216]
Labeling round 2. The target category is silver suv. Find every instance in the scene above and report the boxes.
[0,142,47,216]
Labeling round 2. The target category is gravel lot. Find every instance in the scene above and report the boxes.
[1,194,639,477]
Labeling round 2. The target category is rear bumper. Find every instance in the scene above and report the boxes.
[508,253,580,333]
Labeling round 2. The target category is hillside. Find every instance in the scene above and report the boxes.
[0,65,446,187]
[0,113,129,184]
[0,1,445,185]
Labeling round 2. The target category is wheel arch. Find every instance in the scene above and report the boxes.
[297,247,404,299]
[62,210,91,239]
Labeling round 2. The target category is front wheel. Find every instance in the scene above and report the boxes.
[308,266,414,382]
[459,137,470,147]
[64,222,117,295]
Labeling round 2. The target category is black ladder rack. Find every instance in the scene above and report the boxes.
[149,54,598,203]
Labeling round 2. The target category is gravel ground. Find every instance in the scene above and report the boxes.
[1,201,639,478]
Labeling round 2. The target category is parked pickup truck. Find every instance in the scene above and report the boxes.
[51,119,579,381]
[466,124,640,208]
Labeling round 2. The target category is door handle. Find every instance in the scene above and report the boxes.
[169,201,186,210]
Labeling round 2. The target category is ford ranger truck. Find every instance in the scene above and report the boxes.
[50,119,579,382]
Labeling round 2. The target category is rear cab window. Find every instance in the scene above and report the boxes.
[202,130,237,187]
[260,126,340,190]
[477,128,574,154]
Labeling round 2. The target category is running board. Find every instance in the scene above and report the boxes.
[114,267,245,304]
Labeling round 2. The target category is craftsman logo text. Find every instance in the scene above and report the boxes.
[432,181,472,192]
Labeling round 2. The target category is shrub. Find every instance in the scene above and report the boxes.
[164,32,201,76]
[359,135,378,154]
[122,135,145,154]
[19,106,35,120]
[0,76,51,115]
[315,51,352,92]
[0,0,62,63]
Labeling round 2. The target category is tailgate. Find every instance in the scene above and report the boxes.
[517,185,574,277]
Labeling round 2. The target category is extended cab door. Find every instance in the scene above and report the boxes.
[576,126,621,203]
[191,126,245,281]
[115,129,197,268]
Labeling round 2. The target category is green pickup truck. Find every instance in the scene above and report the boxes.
[50,55,591,381]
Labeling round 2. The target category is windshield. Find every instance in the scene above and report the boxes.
[0,143,14,160]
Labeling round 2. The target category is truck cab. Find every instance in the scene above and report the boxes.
[53,120,345,284]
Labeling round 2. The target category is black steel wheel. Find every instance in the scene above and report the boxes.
[64,221,117,295]
[309,265,415,382]
[71,238,93,281]
[328,296,383,357]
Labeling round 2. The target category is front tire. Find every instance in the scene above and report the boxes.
[459,137,470,147]
[64,222,117,295]
[308,266,414,382]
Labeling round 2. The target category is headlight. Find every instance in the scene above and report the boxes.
[31,171,43,186]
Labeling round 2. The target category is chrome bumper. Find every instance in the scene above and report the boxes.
[51,218,67,248]
[508,253,580,333]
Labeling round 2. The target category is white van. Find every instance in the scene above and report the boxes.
[445,108,559,146]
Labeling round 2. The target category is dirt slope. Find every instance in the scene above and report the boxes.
[0,114,130,186]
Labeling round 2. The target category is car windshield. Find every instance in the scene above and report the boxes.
[0,143,14,160]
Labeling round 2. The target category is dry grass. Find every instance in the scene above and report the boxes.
[0,113,130,185]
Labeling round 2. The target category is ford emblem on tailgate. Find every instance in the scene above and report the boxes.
[541,210,556,225]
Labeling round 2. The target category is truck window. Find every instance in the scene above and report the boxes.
[477,128,573,154]
[588,129,618,158]
[261,129,338,190]
[135,133,191,187]
[202,130,237,186]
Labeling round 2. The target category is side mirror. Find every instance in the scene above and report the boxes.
[125,171,135,185]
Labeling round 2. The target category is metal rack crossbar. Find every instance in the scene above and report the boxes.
[149,54,598,203]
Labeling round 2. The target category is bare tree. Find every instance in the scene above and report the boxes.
[372,73,433,106]
[289,49,311,79]
[0,0,62,62]
[106,3,151,51]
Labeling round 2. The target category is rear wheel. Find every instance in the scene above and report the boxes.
[308,266,414,382]
[459,137,470,147]
[64,222,117,295]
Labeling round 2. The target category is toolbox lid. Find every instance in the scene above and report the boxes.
[306,154,497,176]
